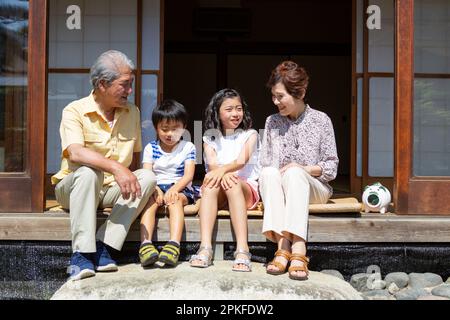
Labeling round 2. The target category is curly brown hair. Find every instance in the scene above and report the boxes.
[266,61,309,99]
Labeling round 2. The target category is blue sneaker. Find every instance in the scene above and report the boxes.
[94,241,118,272]
[68,252,95,281]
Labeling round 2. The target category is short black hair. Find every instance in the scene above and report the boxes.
[152,99,188,128]
[204,88,253,133]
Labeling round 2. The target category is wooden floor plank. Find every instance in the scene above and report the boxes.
[2,213,450,242]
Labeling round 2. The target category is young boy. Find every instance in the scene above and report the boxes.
[139,99,196,267]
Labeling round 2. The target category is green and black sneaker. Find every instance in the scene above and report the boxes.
[139,242,159,267]
[158,241,180,266]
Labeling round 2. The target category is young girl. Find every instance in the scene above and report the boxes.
[139,99,196,268]
[189,88,260,272]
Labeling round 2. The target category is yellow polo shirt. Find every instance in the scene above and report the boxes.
[51,92,142,186]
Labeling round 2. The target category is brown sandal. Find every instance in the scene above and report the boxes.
[288,253,310,281]
[266,249,291,275]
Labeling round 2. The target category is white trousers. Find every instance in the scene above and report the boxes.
[55,166,156,253]
[259,166,330,243]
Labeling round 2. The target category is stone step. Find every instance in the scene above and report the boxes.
[51,261,362,300]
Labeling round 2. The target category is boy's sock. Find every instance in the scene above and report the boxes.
[167,240,180,247]
[142,239,152,245]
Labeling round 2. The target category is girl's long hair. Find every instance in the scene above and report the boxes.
[203,88,253,134]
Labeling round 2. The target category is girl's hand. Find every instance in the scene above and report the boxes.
[220,173,239,190]
[153,188,164,206]
[164,187,179,205]
[280,162,303,174]
[203,167,226,189]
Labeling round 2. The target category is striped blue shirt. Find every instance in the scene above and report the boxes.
[142,140,196,185]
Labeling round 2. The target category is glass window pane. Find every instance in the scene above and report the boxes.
[49,0,137,68]
[356,0,364,73]
[142,0,160,70]
[368,0,394,73]
[414,0,450,73]
[357,78,363,177]
[0,0,28,172]
[368,77,394,177]
[47,73,91,173]
[141,75,158,151]
[413,78,450,176]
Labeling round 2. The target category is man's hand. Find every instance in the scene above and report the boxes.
[67,144,143,200]
[112,164,142,201]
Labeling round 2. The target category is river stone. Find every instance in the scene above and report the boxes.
[384,272,409,289]
[417,295,450,300]
[395,288,429,300]
[367,279,386,290]
[350,273,371,292]
[431,284,450,299]
[51,262,363,300]
[408,273,443,289]
[361,289,393,300]
[387,282,400,295]
[320,270,344,281]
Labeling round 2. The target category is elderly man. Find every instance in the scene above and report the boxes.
[52,50,156,281]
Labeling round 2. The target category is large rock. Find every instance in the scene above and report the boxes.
[408,273,443,289]
[51,262,362,300]
[320,270,344,281]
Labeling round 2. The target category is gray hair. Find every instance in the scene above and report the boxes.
[90,50,135,89]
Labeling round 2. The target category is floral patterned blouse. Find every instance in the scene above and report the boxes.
[259,105,339,195]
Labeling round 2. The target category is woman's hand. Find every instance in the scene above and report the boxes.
[280,163,321,176]
[153,187,164,206]
[203,167,226,189]
[301,166,315,175]
[220,172,239,190]
[164,186,179,205]
[280,162,303,174]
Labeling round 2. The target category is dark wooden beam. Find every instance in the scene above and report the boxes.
[165,41,351,56]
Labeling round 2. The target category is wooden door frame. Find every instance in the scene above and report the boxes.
[394,0,450,214]
[29,0,47,212]
[0,0,47,212]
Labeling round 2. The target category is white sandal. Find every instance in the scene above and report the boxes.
[189,246,213,268]
[232,249,252,272]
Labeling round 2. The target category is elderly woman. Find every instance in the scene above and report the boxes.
[259,61,339,281]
